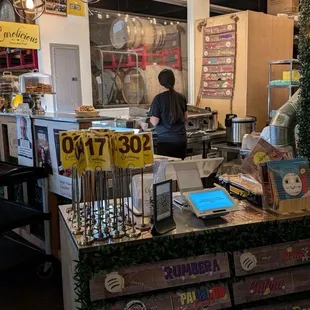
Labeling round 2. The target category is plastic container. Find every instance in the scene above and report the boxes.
[0,71,19,94]
[19,70,53,94]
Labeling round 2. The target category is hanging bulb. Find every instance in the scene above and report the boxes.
[25,0,34,9]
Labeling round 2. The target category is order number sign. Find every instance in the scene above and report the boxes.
[74,136,86,175]
[117,133,145,168]
[83,135,111,170]
[60,132,81,168]
[141,133,154,165]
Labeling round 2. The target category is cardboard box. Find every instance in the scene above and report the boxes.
[268,0,299,15]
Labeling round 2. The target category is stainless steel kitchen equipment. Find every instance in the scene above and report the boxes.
[200,108,218,132]
[225,114,256,146]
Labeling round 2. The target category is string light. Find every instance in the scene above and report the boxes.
[106,14,109,18]
[97,13,102,19]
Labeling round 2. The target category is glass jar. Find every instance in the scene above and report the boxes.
[19,70,54,94]
[0,71,19,94]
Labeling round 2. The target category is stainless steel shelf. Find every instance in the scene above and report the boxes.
[268,59,300,65]
[268,84,300,89]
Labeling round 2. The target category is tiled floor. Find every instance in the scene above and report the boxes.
[0,233,64,310]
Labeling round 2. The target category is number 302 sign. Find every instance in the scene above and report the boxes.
[116,133,153,168]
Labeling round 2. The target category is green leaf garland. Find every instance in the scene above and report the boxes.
[297,0,310,156]
[73,219,310,309]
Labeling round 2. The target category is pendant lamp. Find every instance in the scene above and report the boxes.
[13,0,45,21]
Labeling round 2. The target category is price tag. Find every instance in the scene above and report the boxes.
[116,133,144,168]
[141,132,154,165]
[74,136,86,175]
[60,131,81,168]
[83,135,111,171]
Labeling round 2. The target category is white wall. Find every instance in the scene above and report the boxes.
[36,10,92,112]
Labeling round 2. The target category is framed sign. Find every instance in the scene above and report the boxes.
[17,115,34,167]
[152,179,176,235]
[45,0,67,16]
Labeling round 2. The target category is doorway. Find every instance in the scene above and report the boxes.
[50,44,82,112]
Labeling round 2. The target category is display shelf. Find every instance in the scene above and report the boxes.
[269,59,300,65]
[267,84,300,88]
[0,49,38,71]
[103,44,181,70]
[267,59,301,121]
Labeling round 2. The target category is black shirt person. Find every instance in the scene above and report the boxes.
[149,69,188,160]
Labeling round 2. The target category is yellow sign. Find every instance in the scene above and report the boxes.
[141,133,154,165]
[253,151,270,167]
[83,135,111,171]
[67,0,85,16]
[0,21,40,50]
[74,136,86,175]
[116,133,144,169]
[60,131,81,169]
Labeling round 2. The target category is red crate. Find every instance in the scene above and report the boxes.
[103,44,181,71]
[0,49,38,71]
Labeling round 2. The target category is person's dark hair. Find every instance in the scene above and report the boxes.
[158,69,184,124]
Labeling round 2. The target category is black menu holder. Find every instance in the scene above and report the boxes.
[151,179,176,236]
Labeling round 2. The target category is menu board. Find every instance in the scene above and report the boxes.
[201,23,236,98]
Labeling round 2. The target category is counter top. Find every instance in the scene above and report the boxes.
[0,112,113,123]
[59,200,308,254]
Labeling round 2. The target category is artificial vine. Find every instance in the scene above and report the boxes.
[74,218,310,310]
[297,0,310,156]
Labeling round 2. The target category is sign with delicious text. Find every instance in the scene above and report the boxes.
[89,253,230,301]
[234,238,310,276]
[0,21,40,49]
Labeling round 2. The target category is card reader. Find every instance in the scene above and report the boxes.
[183,187,239,219]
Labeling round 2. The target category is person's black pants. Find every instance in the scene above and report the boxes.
[157,140,187,160]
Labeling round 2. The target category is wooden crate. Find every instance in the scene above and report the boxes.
[233,266,310,305]
[195,11,293,130]
[234,238,310,276]
[89,253,230,301]
[110,282,232,310]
